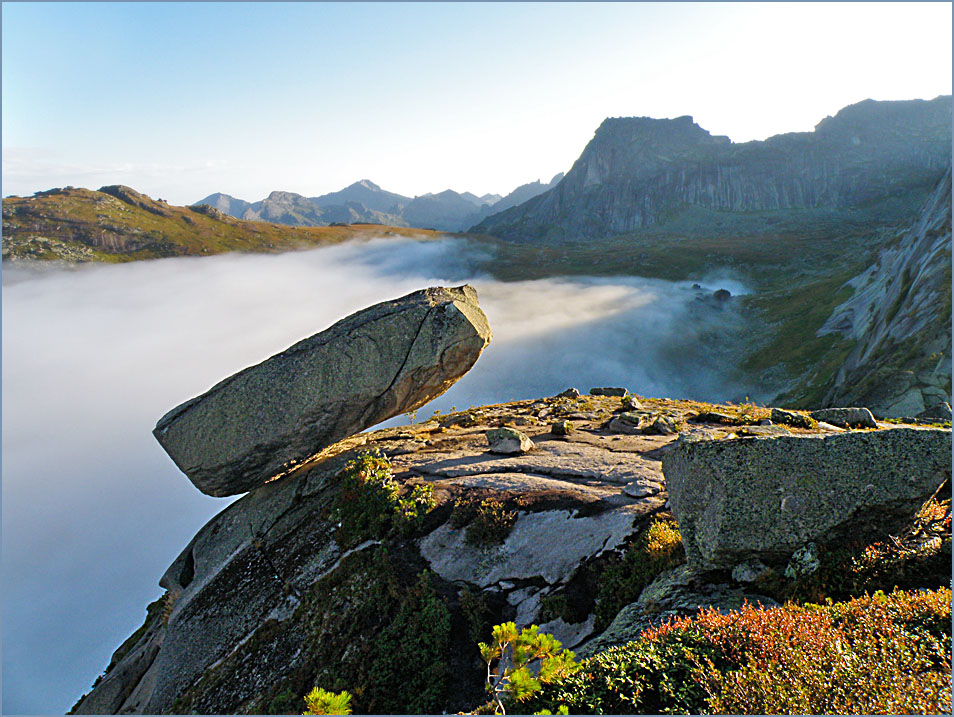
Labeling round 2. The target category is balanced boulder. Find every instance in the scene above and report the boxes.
[154,285,492,496]
[663,427,951,571]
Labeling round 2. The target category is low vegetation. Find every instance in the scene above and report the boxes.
[451,496,518,546]
[522,587,952,715]
[331,450,435,549]
[593,520,685,630]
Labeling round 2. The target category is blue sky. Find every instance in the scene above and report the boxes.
[3,2,952,204]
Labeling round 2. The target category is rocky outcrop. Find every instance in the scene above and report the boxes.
[98,185,174,218]
[577,564,779,658]
[819,166,952,418]
[153,285,492,496]
[74,393,686,715]
[72,386,953,715]
[663,427,951,572]
[473,97,952,241]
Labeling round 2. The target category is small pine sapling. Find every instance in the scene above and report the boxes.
[302,687,352,715]
[479,622,579,715]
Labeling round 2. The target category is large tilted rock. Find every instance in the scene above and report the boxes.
[663,427,952,572]
[154,285,492,496]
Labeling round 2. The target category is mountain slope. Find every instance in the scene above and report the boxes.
[1,185,442,262]
[817,166,952,417]
[473,97,952,241]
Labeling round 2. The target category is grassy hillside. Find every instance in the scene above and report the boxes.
[1,185,443,263]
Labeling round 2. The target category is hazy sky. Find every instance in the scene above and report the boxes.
[2,2,951,204]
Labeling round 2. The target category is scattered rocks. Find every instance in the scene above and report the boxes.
[551,420,574,436]
[153,285,492,496]
[486,427,534,454]
[590,386,627,397]
[621,395,643,410]
[770,407,818,429]
[663,427,952,571]
[809,407,878,429]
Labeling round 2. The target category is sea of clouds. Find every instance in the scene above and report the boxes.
[1,236,756,713]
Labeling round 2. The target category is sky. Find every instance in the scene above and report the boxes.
[2,2,951,205]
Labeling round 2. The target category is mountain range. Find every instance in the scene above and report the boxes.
[473,96,952,241]
[195,174,563,233]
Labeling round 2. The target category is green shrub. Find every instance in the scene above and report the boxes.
[331,450,434,548]
[594,520,685,630]
[365,571,452,714]
[452,496,517,546]
[302,687,352,715]
[266,688,299,714]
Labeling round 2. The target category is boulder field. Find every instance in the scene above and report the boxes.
[72,287,951,715]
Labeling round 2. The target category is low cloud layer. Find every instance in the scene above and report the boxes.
[2,237,755,713]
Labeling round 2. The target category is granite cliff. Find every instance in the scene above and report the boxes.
[472,96,952,241]
[818,166,952,417]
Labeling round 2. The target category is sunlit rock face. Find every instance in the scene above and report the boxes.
[664,426,952,572]
[819,166,952,419]
[153,285,492,496]
[473,97,952,240]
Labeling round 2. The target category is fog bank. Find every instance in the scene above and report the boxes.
[2,237,755,713]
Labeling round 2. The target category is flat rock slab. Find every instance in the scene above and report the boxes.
[663,426,952,571]
[402,441,665,486]
[419,504,658,588]
[154,285,492,496]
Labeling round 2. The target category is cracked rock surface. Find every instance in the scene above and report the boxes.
[152,285,492,496]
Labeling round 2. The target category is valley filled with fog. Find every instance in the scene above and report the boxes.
[2,236,758,713]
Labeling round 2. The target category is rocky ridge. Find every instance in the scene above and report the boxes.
[72,369,951,714]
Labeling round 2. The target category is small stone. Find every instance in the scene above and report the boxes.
[759,419,773,426]
[623,479,659,499]
[731,559,773,584]
[784,543,821,579]
[590,387,627,397]
[486,427,534,454]
[648,416,679,435]
[555,387,580,399]
[608,411,654,434]
[552,420,574,436]
[770,408,817,429]
[809,407,877,429]
[690,410,737,425]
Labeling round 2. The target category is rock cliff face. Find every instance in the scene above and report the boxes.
[819,166,952,418]
[472,97,952,241]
